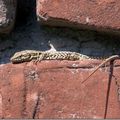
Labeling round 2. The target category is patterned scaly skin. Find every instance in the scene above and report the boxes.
[10,50,106,63]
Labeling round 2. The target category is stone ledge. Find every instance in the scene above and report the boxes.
[0,60,120,118]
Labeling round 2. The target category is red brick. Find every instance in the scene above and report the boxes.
[0,0,17,34]
[0,60,120,118]
[37,0,120,33]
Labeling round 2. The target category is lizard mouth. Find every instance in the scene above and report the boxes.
[10,56,30,63]
[10,54,31,63]
[10,57,24,63]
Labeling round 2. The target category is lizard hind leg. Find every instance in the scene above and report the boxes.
[32,56,44,65]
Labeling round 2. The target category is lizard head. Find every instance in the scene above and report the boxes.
[10,50,41,63]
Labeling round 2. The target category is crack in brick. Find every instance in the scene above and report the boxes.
[32,93,41,119]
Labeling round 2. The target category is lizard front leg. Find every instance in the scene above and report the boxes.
[32,54,45,65]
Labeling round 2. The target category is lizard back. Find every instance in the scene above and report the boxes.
[11,50,112,63]
[43,51,90,60]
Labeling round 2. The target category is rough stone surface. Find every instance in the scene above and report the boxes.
[0,60,120,118]
[0,0,17,34]
[37,0,120,33]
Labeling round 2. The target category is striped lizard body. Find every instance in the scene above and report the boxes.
[10,50,109,63]
[10,50,91,63]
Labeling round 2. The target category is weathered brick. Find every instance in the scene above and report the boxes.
[0,0,17,34]
[37,0,120,33]
[0,60,120,118]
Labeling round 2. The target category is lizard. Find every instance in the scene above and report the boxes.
[10,50,120,69]
[81,55,120,84]
[10,50,92,63]
[10,50,119,64]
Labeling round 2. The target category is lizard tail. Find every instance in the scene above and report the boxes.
[81,55,120,84]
